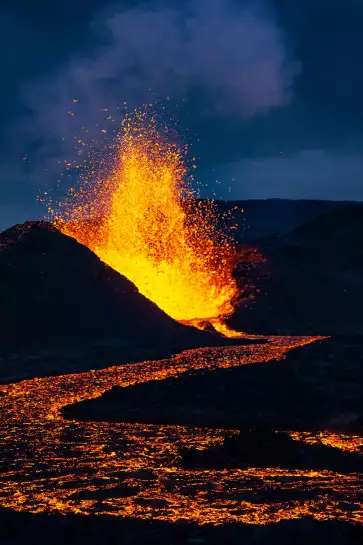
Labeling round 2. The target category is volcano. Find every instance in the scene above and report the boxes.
[49,109,241,327]
[0,221,212,357]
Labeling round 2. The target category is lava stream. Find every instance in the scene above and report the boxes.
[12,109,360,527]
[2,336,361,525]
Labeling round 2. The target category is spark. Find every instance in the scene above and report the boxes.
[50,107,242,325]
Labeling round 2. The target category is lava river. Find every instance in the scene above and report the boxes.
[0,336,362,525]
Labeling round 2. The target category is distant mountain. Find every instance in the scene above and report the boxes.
[0,221,209,356]
[213,198,357,242]
[20,199,356,250]
[230,204,363,334]
[287,204,363,247]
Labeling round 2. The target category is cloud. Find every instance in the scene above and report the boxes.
[14,0,298,184]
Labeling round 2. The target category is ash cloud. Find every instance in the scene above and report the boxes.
[15,0,299,184]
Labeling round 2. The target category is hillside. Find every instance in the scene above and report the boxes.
[213,198,356,241]
[0,221,210,360]
[230,204,363,334]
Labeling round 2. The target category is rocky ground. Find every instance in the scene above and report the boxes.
[1,508,362,545]
[63,336,363,434]
[1,202,363,543]
[56,336,363,543]
[0,221,225,379]
[180,427,363,473]
[0,340,173,383]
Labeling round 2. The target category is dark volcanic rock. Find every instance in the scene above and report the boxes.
[230,204,363,335]
[213,198,355,242]
[0,221,210,355]
[181,429,363,474]
[71,484,140,501]
[63,336,363,434]
[0,507,362,545]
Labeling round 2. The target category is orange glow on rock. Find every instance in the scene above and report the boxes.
[51,108,240,324]
[3,335,357,525]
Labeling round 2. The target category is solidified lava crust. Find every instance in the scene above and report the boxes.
[0,336,362,525]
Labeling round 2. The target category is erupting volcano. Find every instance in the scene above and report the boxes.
[49,108,241,327]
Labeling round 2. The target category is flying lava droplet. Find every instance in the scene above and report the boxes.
[49,108,243,326]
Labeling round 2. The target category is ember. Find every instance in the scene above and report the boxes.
[49,108,241,327]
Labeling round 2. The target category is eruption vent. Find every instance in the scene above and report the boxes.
[50,109,240,324]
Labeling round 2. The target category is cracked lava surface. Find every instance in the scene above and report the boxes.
[0,336,362,525]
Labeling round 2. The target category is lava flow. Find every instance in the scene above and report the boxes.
[1,336,362,524]
[50,108,241,326]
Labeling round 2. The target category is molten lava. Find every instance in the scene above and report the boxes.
[51,109,240,324]
[3,336,358,525]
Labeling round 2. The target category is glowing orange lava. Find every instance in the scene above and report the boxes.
[50,108,240,323]
[3,335,360,526]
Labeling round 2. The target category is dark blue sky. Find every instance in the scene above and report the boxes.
[1,0,362,230]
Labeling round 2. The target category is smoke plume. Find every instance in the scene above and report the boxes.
[17,0,299,183]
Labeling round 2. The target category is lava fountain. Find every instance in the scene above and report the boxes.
[50,108,242,326]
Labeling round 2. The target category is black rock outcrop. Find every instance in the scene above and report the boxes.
[0,221,209,354]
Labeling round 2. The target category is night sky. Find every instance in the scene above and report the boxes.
[1,0,362,230]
